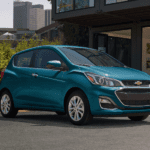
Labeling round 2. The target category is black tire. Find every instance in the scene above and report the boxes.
[66,90,93,125]
[0,91,18,118]
[55,111,66,115]
[128,115,149,121]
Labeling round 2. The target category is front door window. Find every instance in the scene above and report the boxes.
[34,49,63,69]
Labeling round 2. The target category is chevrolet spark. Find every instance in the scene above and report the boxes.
[1,45,150,125]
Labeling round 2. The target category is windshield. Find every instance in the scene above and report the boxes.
[59,47,125,67]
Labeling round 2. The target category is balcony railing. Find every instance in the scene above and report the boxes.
[56,0,95,13]
[105,0,137,5]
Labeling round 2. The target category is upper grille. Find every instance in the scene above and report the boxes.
[122,80,150,87]
[116,88,150,106]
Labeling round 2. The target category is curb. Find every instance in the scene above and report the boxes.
[18,110,30,112]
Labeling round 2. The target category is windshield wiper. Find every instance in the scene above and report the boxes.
[87,53,103,59]
[77,64,91,67]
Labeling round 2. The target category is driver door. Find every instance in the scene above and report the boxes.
[30,49,68,109]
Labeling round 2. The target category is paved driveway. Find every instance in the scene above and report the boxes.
[0,111,150,150]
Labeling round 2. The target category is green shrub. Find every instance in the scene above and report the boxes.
[0,36,63,72]
[0,41,15,71]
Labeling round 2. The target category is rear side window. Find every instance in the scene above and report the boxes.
[14,51,34,67]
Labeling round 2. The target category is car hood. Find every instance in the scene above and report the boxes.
[79,66,150,80]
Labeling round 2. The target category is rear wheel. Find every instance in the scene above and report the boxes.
[128,115,149,121]
[66,90,93,125]
[0,91,18,118]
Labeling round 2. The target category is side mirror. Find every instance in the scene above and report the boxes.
[47,60,61,68]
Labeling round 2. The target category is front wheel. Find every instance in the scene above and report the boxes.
[0,91,18,118]
[128,115,149,121]
[66,90,93,125]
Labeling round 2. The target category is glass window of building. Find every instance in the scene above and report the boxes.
[56,0,73,13]
[142,27,150,75]
[94,29,131,67]
[89,0,94,7]
[75,0,94,9]
[106,0,130,5]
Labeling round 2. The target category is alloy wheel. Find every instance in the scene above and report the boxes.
[1,94,11,115]
[68,96,84,121]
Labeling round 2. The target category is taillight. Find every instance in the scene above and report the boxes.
[1,68,6,79]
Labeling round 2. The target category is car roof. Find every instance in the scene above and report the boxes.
[13,45,92,56]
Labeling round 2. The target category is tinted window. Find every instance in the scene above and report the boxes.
[59,47,124,67]
[34,49,63,69]
[14,51,33,67]
[50,30,58,41]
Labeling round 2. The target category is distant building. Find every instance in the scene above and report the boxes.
[13,1,32,30]
[0,32,16,40]
[13,1,45,31]
[45,9,55,27]
[0,28,16,36]
[32,4,43,9]
[15,28,35,40]
[29,7,45,30]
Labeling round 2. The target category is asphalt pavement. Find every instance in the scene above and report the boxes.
[0,111,150,150]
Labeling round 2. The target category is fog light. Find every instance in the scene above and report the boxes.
[99,97,117,109]
[100,99,112,104]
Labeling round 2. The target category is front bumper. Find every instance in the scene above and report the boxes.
[92,108,150,116]
[87,86,150,116]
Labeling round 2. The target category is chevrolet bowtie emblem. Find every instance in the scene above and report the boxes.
[134,81,142,86]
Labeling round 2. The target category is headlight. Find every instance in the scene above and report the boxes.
[84,72,124,87]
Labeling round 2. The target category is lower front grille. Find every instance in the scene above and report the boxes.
[116,88,150,106]
[122,100,150,106]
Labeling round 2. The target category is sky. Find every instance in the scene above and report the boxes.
[0,0,52,28]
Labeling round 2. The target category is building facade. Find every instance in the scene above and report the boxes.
[15,29,35,40]
[13,1,32,30]
[52,0,150,74]
[32,4,44,9]
[14,1,45,31]
[0,28,16,36]
[45,9,55,27]
[29,7,45,30]
[36,22,65,43]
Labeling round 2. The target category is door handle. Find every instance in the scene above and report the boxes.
[32,73,38,77]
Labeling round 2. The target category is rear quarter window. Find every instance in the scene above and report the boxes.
[14,51,34,67]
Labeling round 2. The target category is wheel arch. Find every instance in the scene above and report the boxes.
[0,88,11,97]
[63,87,88,113]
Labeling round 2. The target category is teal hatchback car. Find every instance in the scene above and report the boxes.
[1,45,150,125]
